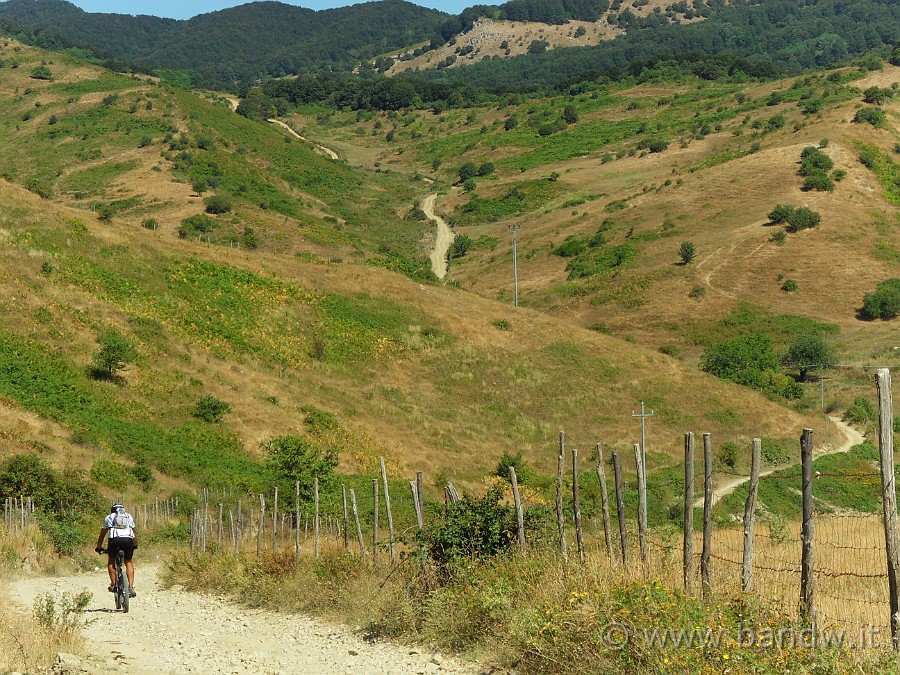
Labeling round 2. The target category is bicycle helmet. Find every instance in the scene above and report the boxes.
[111,503,125,513]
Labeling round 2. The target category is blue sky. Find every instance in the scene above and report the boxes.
[68,1,469,20]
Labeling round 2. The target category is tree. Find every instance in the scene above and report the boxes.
[262,435,338,500]
[191,177,209,196]
[678,241,696,264]
[458,161,478,183]
[699,334,779,389]
[562,104,579,124]
[449,234,472,259]
[782,334,835,381]
[91,328,137,379]
[768,204,794,224]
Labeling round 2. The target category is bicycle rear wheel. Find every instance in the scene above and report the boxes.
[121,573,129,613]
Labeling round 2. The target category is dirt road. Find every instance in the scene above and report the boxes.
[9,566,476,674]
[268,119,340,160]
[705,416,865,508]
[422,193,454,280]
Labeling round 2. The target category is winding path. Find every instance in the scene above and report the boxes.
[269,119,340,160]
[704,416,865,508]
[423,193,455,280]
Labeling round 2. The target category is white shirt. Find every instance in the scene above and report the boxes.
[103,512,136,539]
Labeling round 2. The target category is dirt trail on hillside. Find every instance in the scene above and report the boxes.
[9,567,478,674]
[268,119,340,160]
[423,193,455,280]
[703,417,865,508]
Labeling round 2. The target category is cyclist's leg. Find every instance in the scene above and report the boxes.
[125,560,135,589]
[106,552,116,585]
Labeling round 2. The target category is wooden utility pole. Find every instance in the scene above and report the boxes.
[633,443,648,578]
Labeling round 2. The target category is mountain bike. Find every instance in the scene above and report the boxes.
[100,547,130,613]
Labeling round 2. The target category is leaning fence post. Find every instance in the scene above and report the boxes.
[416,471,425,528]
[742,438,762,592]
[633,442,649,579]
[380,457,396,564]
[701,433,712,600]
[350,488,365,558]
[876,368,900,649]
[612,451,628,569]
[556,433,568,563]
[272,486,278,554]
[595,443,613,563]
[572,448,586,565]
[683,432,695,594]
[800,428,815,623]
[509,466,526,549]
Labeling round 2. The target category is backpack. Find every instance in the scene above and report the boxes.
[114,509,129,530]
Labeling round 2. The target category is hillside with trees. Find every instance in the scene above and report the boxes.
[0,0,448,86]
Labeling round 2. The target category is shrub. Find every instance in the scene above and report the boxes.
[769,230,786,245]
[784,207,820,232]
[802,170,834,192]
[846,397,877,426]
[495,450,533,483]
[477,162,494,176]
[678,241,696,264]
[700,334,779,390]
[562,104,579,124]
[193,395,230,423]
[29,65,52,80]
[832,169,846,181]
[458,161,478,182]
[780,279,798,292]
[178,214,218,239]
[449,234,472,259]
[417,484,516,572]
[553,236,586,258]
[688,285,706,298]
[860,278,900,320]
[853,107,886,127]
[241,227,259,250]
[141,218,159,230]
[204,194,232,214]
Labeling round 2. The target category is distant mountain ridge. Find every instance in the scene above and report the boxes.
[0,0,448,85]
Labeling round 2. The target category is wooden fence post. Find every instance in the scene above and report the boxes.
[633,442,649,578]
[380,457,396,565]
[683,432,695,594]
[257,494,265,559]
[314,477,320,560]
[595,443,613,563]
[295,481,300,556]
[272,487,278,554]
[372,479,379,565]
[416,471,425,528]
[800,428,815,622]
[218,503,223,548]
[612,451,628,569]
[876,368,900,649]
[342,484,350,551]
[701,433,712,600]
[509,466,526,550]
[742,438,762,593]
[350,488,365,558]
[556,433,568,563]
[572,448,585,565]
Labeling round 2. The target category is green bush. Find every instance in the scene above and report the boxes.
[449,234,472,259]
[178,214,218,239]
[204,194,233,214]
[30,65,52,80]
[780,279,798,292]
[678,241,696,264]
[784,207,820,232]
[141,218,159,230]
[846,396,877,426]
[853,107,887,127]
[553,236,586,258]
[417,484,516,573]
[767,204,794,224]
[495,450,533,484]
[263,435,338,501]
[193,395,231,423]
[860,279,900,320]
[802,170,834,192]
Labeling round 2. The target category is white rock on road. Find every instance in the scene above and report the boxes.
[10,566,483,674]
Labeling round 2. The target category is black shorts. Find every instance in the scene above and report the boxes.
[107,537,135,562]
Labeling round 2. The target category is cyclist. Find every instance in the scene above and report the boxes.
[95,503,138,598]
